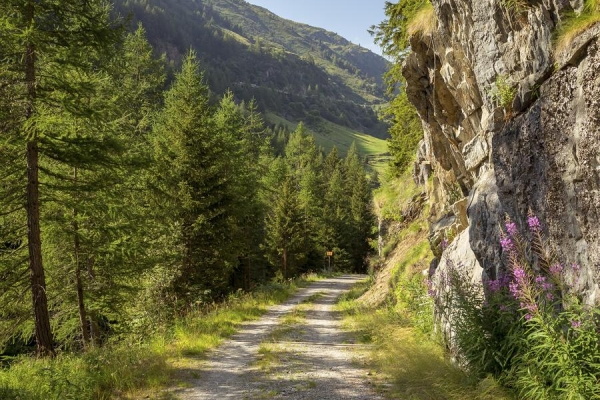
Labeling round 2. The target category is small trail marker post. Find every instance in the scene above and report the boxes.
[326,250,333,272]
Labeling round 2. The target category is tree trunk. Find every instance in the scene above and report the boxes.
[26,141,54,357]
[86,257,101,346]
[73,168,91,349]
[24,0,55,358]
[282,249,287,280]
[245,257,250,291]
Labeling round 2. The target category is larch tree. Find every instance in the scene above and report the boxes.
[0,0,123,356]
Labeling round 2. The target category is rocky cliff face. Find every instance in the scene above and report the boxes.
[405,0,599,303]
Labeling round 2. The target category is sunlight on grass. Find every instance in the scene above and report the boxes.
[255,342,284,373]
[0,273,324,400]
[374,166,421,221]
[407,2,436,38]
[555,0,600,55]
[337,211,512,400]
[255,291,325,372]
[339,299,512,399]
[264,113,389,174]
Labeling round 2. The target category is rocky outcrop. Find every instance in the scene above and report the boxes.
[405,0,599,303]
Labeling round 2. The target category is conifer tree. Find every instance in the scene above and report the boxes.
[283,123,326,270]
[264,175,306,279]
[323,146,341,180]
[116,23,166,139]
[323,163,352,270]
[0,0,122,356]
[41,23,167,348]
[213,92,267,289]
[152,51,239,300]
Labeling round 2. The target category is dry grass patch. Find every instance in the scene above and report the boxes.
[340,302,513,400]
[555,0,600,55]
[407,2,436,38]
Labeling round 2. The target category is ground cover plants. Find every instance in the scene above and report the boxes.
[436,213,600,399]
[0,274,321,399]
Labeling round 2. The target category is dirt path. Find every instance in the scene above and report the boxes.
[173,275,383,399]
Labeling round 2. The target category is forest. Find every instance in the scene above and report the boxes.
[4,0,599,399]
[112,0,391,139]
[0,0,374,361]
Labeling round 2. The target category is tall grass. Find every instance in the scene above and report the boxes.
[338,278,512,400]
[555,0,600,55]
[407,2,436,38]
[0,274,322,399]
[336,203,513,400]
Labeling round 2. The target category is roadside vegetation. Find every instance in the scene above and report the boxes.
[0,274,321,399]
[359,1,600,399]
[440,216,600,399]
[255,292,324,373]
[1,4,375,399]
[338,168,513,400]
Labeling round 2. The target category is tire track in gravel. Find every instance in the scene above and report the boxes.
[173,275,383,400]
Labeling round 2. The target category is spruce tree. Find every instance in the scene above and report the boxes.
[323,146,341,180]
[213,92,267,289]
[264,175,306,279]
[323,163,352,270]
[152,51,238,301]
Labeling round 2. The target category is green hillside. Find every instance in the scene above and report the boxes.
[265,113,389,175]
[113,0,391,147]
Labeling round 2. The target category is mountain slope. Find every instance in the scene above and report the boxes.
[113,0,391,155]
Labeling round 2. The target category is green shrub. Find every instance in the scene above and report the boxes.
[490,75,516,111]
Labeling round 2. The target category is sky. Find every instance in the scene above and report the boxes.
[244,0,387,55]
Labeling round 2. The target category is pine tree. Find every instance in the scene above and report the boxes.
[43,29,166,347]
[323,163,352,270]
[213,92,267,289]
[116,23,166,139]
[283,123,326,271]
[323,146,341,180]
[285,123,319,175]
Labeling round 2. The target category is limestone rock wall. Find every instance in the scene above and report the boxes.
[404,0,599,302]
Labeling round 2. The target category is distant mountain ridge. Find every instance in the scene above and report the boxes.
[113,0,391,142]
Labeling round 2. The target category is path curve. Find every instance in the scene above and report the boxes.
[174,275,383,399]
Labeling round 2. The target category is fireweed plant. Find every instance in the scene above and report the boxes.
[431,212,600,399]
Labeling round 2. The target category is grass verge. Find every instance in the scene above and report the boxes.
[337,234,513,400]
[0,273,323,400]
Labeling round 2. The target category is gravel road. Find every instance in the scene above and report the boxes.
[173,275,383,400]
